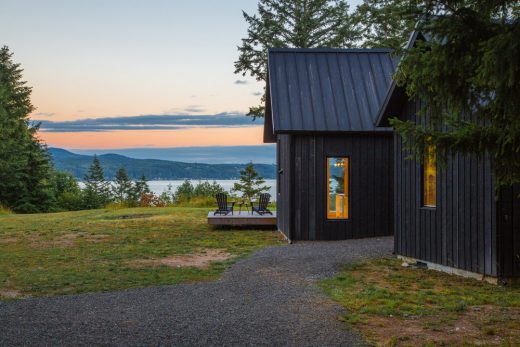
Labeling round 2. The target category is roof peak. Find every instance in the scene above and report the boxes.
[268,48,393,54]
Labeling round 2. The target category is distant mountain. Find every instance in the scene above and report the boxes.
[49,148,276,180]
[70,145,276,164]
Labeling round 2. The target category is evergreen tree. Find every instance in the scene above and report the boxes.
[193,180,225,198]
[83,156,111,209]
[232,163,271,200]
[352,0,420,50]
[129,174,150,206]
[235,0,360,118]
[51,171,83,211]
[112,167,133,204]
[174,179,195,202]
[0,46,54,213]
[390,1,520,188]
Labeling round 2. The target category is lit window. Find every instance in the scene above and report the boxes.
[423,146,436,207]
[327,157,349,219]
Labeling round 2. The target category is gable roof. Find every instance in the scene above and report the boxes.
[264,48,398,142]
[375,31,420,127]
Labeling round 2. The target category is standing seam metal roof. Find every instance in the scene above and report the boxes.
[267,48,398,134]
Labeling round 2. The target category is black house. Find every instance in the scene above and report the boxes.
[377,33,520,281]
[264,48,397,241]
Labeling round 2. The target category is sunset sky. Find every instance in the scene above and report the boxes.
[1,0,362,151]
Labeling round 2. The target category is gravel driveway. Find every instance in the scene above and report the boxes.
[0,236,393,346]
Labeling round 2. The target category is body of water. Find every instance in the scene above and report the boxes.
[80,180,277,200]
[148,180,277,199]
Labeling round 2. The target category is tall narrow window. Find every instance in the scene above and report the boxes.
[423,146,436,207]
[327,157,349,219]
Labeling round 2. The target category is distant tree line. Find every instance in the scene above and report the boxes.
[159,162,271,207]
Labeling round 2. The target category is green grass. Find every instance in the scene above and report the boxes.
[320,258,520,346]
[0,207,283,299]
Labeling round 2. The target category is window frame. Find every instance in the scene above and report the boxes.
[326,156,350,220]
[421,147,437,208]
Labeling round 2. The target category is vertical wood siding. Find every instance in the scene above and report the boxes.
[282,133,393,240]
[497,185,520,278]
[276,135,292,240]
[394,98,499,276]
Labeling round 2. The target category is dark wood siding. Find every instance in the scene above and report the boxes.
[394,98,498,276]
[276,135,292,240]
[284,133,393,240]
[497,185,520,278]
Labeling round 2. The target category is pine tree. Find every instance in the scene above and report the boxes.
[0,46,54,213]
[235,0,360,118]
[174,180,194,203]
[232,163,271,201]
[129,174,150,206]
[352,0,420,50]
[51,171,83,211]
[112,167,133,204]
[83,156,111,209]
[390,1,520,188]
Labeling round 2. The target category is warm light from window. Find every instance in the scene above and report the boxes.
[327,157,349,219]
[423,146,436,207]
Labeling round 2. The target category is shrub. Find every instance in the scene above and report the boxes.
[54,192,83,211]
[159,184,175,205]
[173,180,226,205]
[139,192,165,207]
[174,180,195,202]
[0,205,13,215]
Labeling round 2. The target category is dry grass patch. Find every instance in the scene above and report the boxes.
[321,258,520,346]
[0,289,21,299]
[26,233,78,249]
[0,237,18,245]
[129,248,234,269]
[84,234,111,243]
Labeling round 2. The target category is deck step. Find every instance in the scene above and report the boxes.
[207,211,277,226]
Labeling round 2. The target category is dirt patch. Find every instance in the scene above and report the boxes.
[112,214,154,220]
[351,304,520,346]
[85,234,111,243]
[0,237,18,245]
[0,289,21,299]
[52,234,77,248]
[26,233,78,249]
[129,249,234,269]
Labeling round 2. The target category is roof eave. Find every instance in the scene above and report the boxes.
[263,57,276,143]
[375,31,421,127]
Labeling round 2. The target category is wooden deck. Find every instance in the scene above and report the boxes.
[207,211,277,226]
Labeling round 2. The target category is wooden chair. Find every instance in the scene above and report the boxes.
[251,193,272,215]
[214,193,235,215]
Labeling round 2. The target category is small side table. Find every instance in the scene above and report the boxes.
[236,201,249,215]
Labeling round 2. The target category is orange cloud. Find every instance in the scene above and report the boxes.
[38,126,265,149]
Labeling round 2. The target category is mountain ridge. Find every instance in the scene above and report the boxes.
[49,148,276,180]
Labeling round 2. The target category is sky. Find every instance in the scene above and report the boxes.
[1,0,362,151]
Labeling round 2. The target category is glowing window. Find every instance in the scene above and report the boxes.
[327,157,349,219]
[423,147,436,207]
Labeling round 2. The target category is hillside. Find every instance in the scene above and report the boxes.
[49,148,276,180]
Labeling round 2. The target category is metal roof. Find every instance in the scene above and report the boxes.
[265,48,398,138]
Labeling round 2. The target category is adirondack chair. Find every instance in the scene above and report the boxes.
[251,193,272,215]
[214,193,235,215]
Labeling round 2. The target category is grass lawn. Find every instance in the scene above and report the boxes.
[320,258,520,346]
[0,207,283,299]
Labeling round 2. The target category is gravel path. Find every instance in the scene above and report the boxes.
[0,236,393,346]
